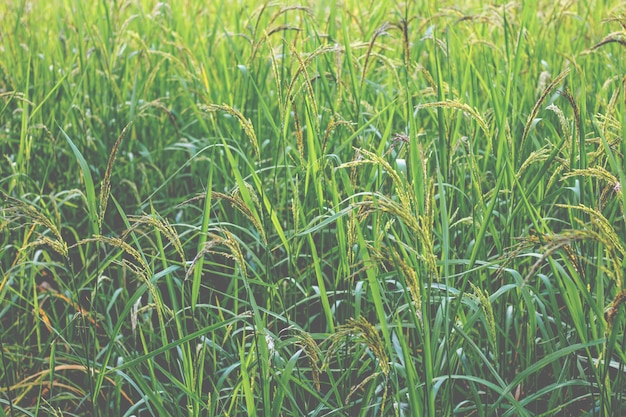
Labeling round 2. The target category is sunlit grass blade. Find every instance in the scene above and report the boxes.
[59,126,99,236]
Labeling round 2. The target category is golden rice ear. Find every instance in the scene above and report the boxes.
[201,104,260,158]
[324,316,389,376]
[290,328,322,392]
[99,122,132,230]
[291,100,305,163]
[417,99,491,140]
[360,22,391,93]
[125,213,186,270]
[323,316,390,414]
[522,212,624,291]
[561,167,619,190]
[284,42,343,120]
[184,228,247,283]
[606,290,626,328]
[27,236,69,258]
[591,31,626,51]
[177,188,267,246]
[469,281,497,356]
[393,248,422,318]
[286,42,319,120]
[336,140,438,279]
[370,246,423,322]
[340,147,413,210]
[516,146,552,180]
[521,68,570,152]
[70,234,171,333]
[229,184,267,245]
[1,192,69,263]
[546,103,571,142]
[1,192,65,245]
[556,204,625,260]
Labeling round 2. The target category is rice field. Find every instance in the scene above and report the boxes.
[0,0,625,415]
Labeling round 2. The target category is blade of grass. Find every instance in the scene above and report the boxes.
[59,125,100,236]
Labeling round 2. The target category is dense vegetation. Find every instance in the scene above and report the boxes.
[1,0,625,415]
